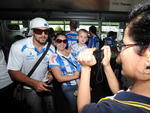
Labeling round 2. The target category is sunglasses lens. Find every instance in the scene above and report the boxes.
[63,40,67,43]
[33,29,49,35]
[56,39,67,43]
[33,29,42,34]
[56,39,62,43]
[43,30,49,35]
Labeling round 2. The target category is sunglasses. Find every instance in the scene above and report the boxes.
[33,28,49,35]
[55,39,68,44]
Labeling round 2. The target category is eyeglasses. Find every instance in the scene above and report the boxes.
[55,39,68,44]
[32,28,49,35]
[117,43,139,52]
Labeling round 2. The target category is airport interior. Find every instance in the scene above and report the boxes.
[0,0,150,113]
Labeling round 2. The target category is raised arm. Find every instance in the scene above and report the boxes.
[77,48,96,113]
[102,46,121,94]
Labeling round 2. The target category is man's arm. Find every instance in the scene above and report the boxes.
[103,64,121,94]
[102,46,121,94]
[77,66,91,113]
[9,70,49,92]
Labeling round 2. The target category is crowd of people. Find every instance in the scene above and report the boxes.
[1,2,150,113]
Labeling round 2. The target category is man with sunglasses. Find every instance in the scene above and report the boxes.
[7,17,55,113]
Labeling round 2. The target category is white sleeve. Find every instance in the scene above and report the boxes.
[7,44,24,71]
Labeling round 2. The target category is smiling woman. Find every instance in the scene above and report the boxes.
[49,33,82,113]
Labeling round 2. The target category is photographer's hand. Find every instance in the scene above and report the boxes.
[77,48,97,67]
[101,46,111,67]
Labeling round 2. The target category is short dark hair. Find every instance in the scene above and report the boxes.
[107,31,117,37]
[128,2,150,54]
[89,25,97,35]
[70,20,78,29]
[54,33,67,40]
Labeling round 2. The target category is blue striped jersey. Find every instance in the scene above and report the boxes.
[49,51,81,86]
[65,31,78,47]
[70,43,88,58]
[88,36,100,49]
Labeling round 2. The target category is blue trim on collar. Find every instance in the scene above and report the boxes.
[34,47,46,56]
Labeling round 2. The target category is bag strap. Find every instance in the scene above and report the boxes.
[27,42,51,77]
[61,56,77,69]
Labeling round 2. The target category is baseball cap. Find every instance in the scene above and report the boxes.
[28,17,49,36]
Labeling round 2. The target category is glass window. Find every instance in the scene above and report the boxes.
[101,22,124,41]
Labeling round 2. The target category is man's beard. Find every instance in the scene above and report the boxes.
[35,37,47,45]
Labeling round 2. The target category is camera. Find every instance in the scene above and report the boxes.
[44,81,53,93]
[93,49,104,62]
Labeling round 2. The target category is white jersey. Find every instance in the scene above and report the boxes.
[7,37,54,88]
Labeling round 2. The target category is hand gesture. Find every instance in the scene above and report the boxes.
[77,48,96,67]
[101,46,112,67]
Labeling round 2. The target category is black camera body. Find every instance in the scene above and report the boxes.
[93,49,104,62]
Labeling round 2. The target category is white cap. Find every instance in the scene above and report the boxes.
[28,17,49,36]
[30,17,49,29]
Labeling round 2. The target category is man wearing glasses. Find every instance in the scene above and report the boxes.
[77,2,150,113]
[7,17,55,113]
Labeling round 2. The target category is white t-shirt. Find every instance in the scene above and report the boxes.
[7,37,54,88]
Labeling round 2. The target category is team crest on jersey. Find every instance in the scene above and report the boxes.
[26,51,35,60]
[51,55,57,63]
